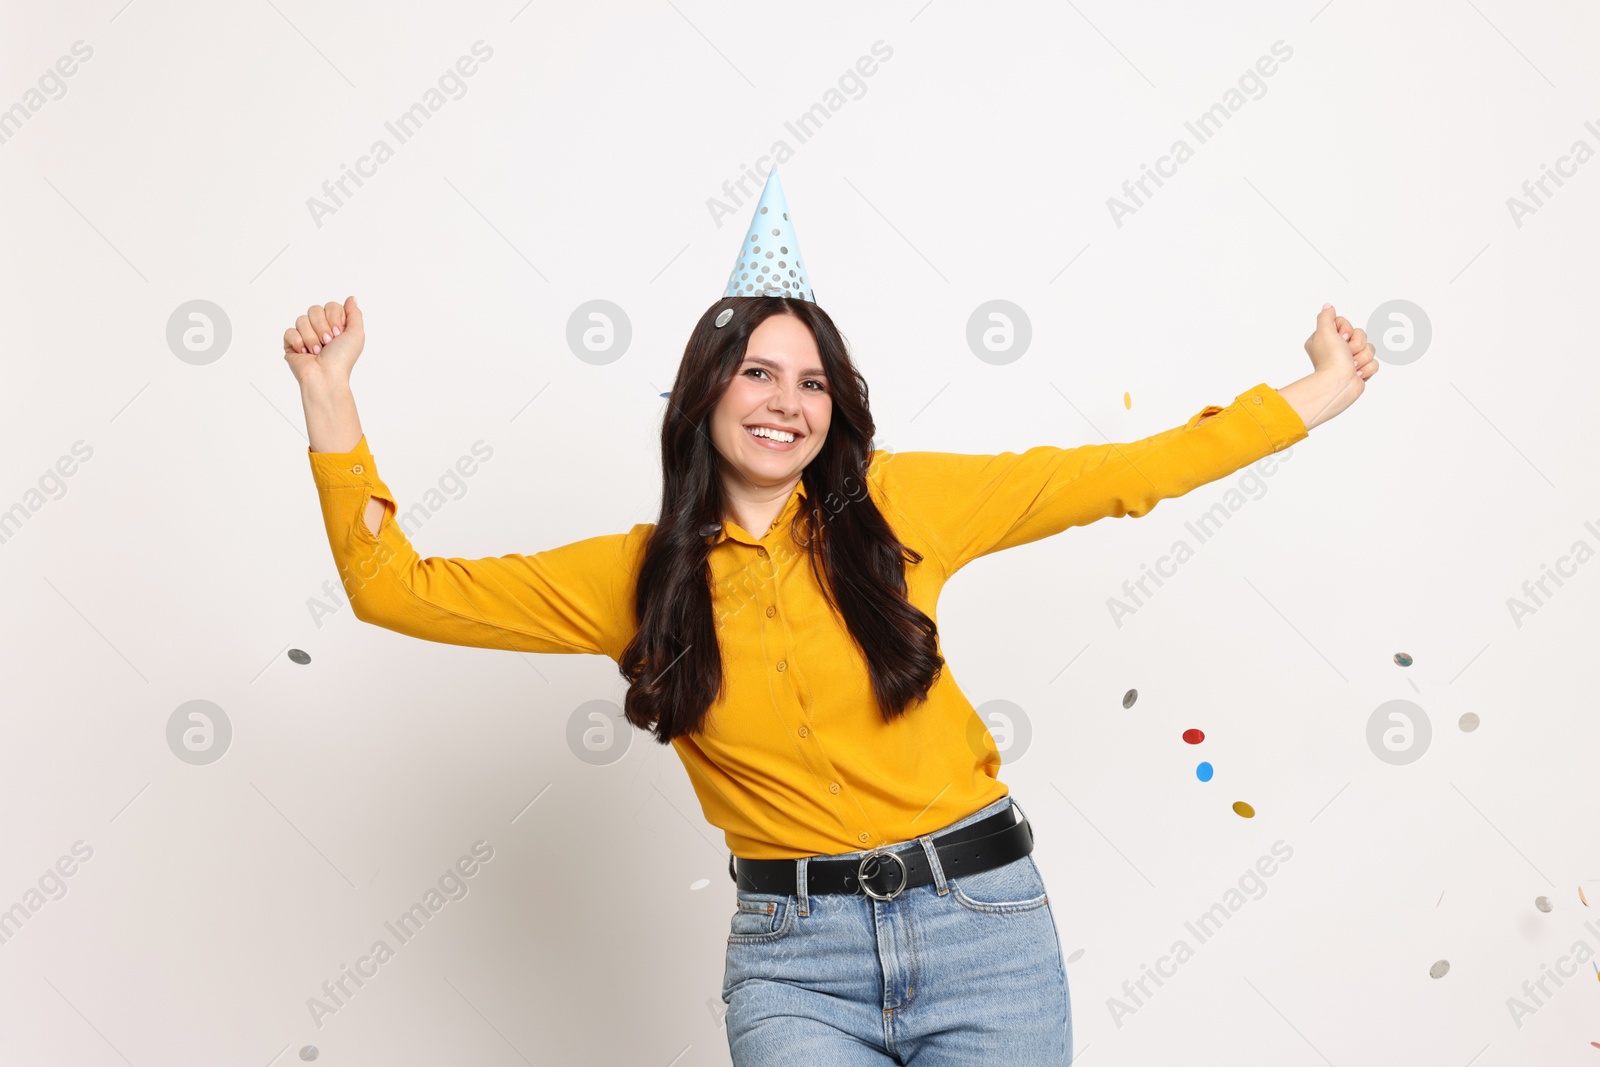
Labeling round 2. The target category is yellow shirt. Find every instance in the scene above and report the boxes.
[307,382,1307,859]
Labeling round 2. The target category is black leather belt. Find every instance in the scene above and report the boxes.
[728,799,1034,900]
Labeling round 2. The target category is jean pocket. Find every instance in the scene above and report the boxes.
[728,893,797,944]
[948,854,1049,913]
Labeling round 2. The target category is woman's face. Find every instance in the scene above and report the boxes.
[710,311,832,492]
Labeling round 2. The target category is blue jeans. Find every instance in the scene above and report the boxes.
[722,794,1073,1065]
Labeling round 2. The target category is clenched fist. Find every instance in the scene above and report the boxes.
[283,296,365,390]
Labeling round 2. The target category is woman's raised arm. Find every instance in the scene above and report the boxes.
[283,296,640,659]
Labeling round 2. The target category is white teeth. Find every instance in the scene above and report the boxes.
[747,426,795,443]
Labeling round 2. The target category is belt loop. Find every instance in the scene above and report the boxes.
[795,856,810,916]
[917,833,949,896]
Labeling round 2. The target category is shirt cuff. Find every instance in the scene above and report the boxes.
[308,434,392,495]
[1236,382,1308,452]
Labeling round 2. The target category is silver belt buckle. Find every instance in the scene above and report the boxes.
[857,847,908,900]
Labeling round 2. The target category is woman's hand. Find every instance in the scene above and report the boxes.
[1280,304,1379,431]
[286,295,368,454]
[284,296,365,391]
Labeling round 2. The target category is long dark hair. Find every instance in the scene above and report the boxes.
[619,296,944,744]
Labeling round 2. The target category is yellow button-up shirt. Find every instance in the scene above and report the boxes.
[307,382,1307,859]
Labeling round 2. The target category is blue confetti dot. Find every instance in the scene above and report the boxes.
[1196,761,1213,782]
[659,391,671,398]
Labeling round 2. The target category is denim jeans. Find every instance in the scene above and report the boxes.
[721,794,1073,1065]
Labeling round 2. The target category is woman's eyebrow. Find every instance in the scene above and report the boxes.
[745,355,827,377]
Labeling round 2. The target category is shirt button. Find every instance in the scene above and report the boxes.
[757,547,767,557]
[798,725,808,738]
[858,832,870,843]
[765,606,776,618]
[776,660,786,672]
[1251,395,1263,405]
[829,782,840,794]
[351,464,364,474]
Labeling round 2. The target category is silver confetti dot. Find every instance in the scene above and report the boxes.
[1066,948,1085,964]
[698,523,722,537]
[1122,688,1138,709]
[299,1047,319,1062]
[1394,652,1414,667]
[1535,896,1552,913]
[714,308,733,328]
[287,649,311,665]
[1429,959,1450,979]
[1458,712,1480,732]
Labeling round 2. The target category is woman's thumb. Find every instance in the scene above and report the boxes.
[345,294,362,330]
[1317,303,1339,335]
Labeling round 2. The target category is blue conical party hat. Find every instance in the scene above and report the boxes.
[723,167,815,302]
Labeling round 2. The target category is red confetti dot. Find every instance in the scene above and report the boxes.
[1182,729,1205,745]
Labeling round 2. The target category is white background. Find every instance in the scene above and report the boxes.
[1,0,1597,1064]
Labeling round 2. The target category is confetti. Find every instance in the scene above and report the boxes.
[1123,392,1131,410]
[1581,885,1589,907]
[659,391,671,398]
[1196,762,1214,782]
[1067,948,1085,963]
[1232,801,1255,818]
[1459,712,1480,733]
[1430,960,1450,979]
[1394,652,1413,667]
[300,1047,320,1062]
[287,648,311,665]
[1182,728,1205,744]
[1122,689,1138,709]
[1536,896,1553,913]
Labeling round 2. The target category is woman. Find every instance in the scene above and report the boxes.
[282,177,1375,1066]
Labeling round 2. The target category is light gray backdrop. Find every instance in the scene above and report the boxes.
[2,0,1595,1064]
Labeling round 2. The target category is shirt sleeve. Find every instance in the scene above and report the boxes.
[307,436,639,659]
[872,382,1308,577]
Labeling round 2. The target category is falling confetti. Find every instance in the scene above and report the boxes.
[690,878,710,891]
[287,649,311,665]
[300,1047,319,1062]
[1581,886,1589,907]
[1459,712,1480,733]
[1430,960,1450,979]
[1182,729,1205,744]
[1123,392,1131,410]
[1067,948,1085,964]
[1196,762,1214,782]
[1536,896,1553,913]
[660,391,671,398]
[1232,801,1255,818]
[1122,689,1138,709]
[1394,652,1413,667]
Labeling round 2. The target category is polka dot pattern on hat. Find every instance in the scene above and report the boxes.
[722,167,814,303]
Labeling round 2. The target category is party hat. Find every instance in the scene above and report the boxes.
[722,167,815,302]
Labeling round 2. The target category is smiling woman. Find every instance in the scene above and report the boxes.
[284,163,1372,1066]
[709,314,833,538]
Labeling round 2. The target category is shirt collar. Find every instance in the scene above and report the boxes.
[711,477,808,547]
